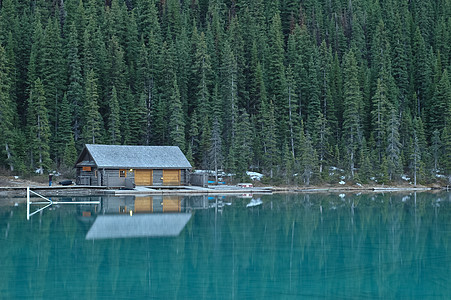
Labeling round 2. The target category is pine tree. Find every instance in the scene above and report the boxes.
[342,50,363,178]
[391,19,410,112]
[410,117,427,184]
[191,30,212,114]
[128,92,147,145]
[136,0,161,48]
[306,50,320,135]
[286,66,298,158]
[220,38,237,150]
[442,124,451,183]
[136,40,158,145]
[108,86,121,144]
[209,117,223,183]
[227,16,247,115]
[301,132,317,186]
[66,22,84,144]
[261,97,278,177]
[412,26,432,118]
[410,134,421,186]
[371,78,390,163]
[0,0,18,45]
[266,12,287,143]
[0,45,15,171]
[28,17,45,90]
[27,78,51,174]
[41,18,65,133]
[198,112,211,169]
[431,130,441,173]
[124,11,139,88]
[14,10,33,120]
[430,70,451,134]
[282,142,294,184]
[82,70,103,144]
[62,135,78,168]
[107,36,128,138]
[386,108,402,181]
[169,77,185,151]
[330,52,343,142]
[175,23,190,121]
[234,109,252,181]
[358,139,372,184]
[55,93,74,167]
[314,112,329,174]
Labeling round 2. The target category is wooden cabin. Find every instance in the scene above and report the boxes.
[75,144,192,187]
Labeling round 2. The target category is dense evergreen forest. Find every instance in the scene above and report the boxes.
[0,0,450,184]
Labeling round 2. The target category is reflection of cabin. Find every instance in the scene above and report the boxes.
[102,195,183,214]
[75,144,192,188]
[86,214,192,240]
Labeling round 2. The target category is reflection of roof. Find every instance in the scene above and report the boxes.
[85,213,192,240]
[78,144,192,169]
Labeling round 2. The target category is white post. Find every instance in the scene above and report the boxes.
[26,187,30,220]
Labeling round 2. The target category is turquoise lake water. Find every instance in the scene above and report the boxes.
[1,192,451,299]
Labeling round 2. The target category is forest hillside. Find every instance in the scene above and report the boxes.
[0,0,450,185]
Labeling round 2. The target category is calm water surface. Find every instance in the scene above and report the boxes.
[1,192,451,299]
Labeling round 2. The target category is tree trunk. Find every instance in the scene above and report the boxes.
[5,143,13,171]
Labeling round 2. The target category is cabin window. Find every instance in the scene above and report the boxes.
[119,169,127,178]
[83,166,91,171]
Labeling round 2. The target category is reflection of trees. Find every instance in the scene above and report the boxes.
[0,192,450,298]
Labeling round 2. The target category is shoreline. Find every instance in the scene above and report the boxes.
[0,184,447,199]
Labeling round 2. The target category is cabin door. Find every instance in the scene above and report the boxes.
[163,170,181,185]
[135,169,153,186]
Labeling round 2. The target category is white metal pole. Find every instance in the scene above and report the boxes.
[26,187,30,220]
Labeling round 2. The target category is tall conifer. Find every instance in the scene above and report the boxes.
[27,78,51,174]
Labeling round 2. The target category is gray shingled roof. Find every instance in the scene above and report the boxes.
[84,144,192,169]
[85,213,192,240]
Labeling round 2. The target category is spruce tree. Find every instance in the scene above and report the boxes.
[66,22,84,144]
[82,70,103,144]
[371,78,390,164]
[62,135,78,168]
[431,130,442,173]
[169,77,185,151]
[128,92,147,146]
[386,108,402,181]
[28,17,45,90]
[301,132,317,186]
[430,70,451,134]
[261,97,278,178]
[209,117,223,183]
[306,51,320,135]
[220,38,237,151]
[27,78,51,175]
[412,26,432,118]
[286,66,298,158]
[108,86,121,145]
[442,124,451,183]
[41,18,65,133]
[266,12,287,143]
[342,50,363,178]
[234,109,252,181]
[0,45,15,171]
[55,93,74,167]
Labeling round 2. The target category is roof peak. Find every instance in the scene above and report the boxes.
[77,144,191,169]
